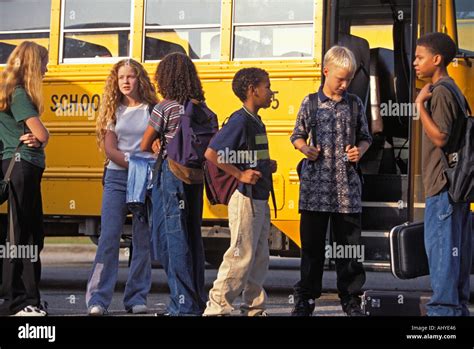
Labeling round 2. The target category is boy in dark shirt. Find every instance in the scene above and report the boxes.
[203,68,277,316]
[414,32,472,316]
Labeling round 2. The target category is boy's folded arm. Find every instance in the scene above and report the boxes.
[205,148,261,184]
[205,147,243,180]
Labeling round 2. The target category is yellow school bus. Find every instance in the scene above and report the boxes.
[0,0,473,267]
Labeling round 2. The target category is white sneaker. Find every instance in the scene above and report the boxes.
[241,310,268,317]
[254,311,268,317]
[88,305,106,316]
[128,304,147,314]
[13,305,47,317]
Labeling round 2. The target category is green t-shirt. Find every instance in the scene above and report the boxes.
[0,87,45,168]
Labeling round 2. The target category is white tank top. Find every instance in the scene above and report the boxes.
[107,103,153,170]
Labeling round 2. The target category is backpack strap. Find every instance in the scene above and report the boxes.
[148,103,155,116]
[243,113,280,218]
[150,136,165,186]
[150,109,168,186]
[244,116,256,217]
[3,143,22,183]
[150,101,176,184]
[437,81,471,117]
[347,93,359,147]
[4,143,21,247]
[432,81,470,155]
[346,93,364,183]
[308,93,319,146]
[8,199,15,247]
[270,183,277,219]
[221,116,231,128]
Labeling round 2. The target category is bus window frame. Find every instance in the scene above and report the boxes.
[59,0,135,64]
[0,0,51,67]
[453,0,474,58]
[0,29,50,39]
[231,0,316,61]
[0,0,52,62]
[143,24,222,62]
[143,0,222,62]
[0,29,51,66]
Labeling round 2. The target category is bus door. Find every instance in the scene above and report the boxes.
[325,0,415,268]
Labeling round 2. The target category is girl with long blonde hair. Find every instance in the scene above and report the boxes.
[0,41,50,316]
[86,59,158,316]
[96,59,158,149]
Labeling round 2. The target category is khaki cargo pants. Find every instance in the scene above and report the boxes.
[204,190,270,316]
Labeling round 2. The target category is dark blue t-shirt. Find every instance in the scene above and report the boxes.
[208,108,272,200]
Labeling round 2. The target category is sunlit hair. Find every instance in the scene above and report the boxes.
[232,67,269,102]
[155,52,204,104]
[96,59,158,149]
[323,45,357,78]
[417,32,457,67]
[0,41,48,114]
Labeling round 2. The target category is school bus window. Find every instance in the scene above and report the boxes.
[0,0,50,64]
[455,0,474,53]
[234,0,313,23]
[144,0,221,60]
[61,0,132,61]
[233,0,314,59]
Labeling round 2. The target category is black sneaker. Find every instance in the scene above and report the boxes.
[291,299,315,316]
[342,300,365,317]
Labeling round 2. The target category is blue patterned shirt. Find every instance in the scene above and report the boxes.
[290,88,372,213]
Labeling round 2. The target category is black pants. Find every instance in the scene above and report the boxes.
[0,159,44,315]
[294,210,366,304]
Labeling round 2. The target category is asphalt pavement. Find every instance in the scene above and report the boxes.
[34,243,474,316]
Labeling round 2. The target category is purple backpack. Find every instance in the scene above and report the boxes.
[165,100,218,183]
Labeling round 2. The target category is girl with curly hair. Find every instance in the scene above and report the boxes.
[141,53,207,316]
[0,41,49,316]
[86,59,158,316]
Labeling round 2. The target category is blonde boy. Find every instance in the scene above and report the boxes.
[290,46,372,316]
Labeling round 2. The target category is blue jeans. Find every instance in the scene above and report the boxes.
[151,159,206,315]
[424,189,472,316]
[86,169,152,311]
